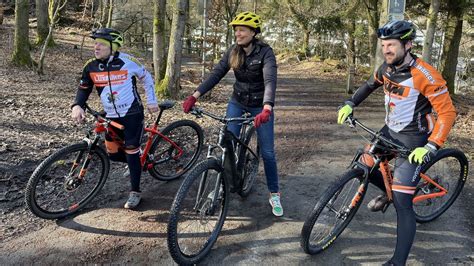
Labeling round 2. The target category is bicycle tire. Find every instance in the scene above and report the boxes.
[414,148,468,223]
[25,142,109,219]
[237,125,259,198]
[167,158,229,265]
[301,168,367,255]
[148,119,203,181]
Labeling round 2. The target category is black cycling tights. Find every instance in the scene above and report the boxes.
[109,151,141,192]
[126,152,141,192]
[390,191,416,265]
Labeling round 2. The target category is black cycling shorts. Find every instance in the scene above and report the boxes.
[380,126,428,192]
[105,112,144,152]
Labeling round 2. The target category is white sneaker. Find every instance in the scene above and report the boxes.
[123,166,130,178]
[269,192,283,217]
[124,191,141,209]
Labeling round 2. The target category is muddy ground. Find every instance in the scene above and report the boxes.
[0,19,473,265]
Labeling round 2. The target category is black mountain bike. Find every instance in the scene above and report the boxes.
[167,107,260,265]
[300,115,468,255]
[25,101,203,219]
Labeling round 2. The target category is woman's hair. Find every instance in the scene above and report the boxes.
[229,45,246,70]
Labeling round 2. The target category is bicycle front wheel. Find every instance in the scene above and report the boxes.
[237,125,259,198]
[148,119,203,181]
[25,142,109,219]
[167,158,229,265]
[301,168,367,255]
[414,148,468,223]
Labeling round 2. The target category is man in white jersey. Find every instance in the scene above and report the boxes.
[71,28,159,209]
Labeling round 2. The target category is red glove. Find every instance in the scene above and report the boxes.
[254,109,272,128]
[182,95,197,113]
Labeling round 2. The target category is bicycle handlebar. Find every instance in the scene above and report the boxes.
[84,104,125,130]
[190,107,254,124]
[346,115,411,156]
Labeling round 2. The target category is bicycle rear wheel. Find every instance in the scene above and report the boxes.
[148,119,203,181]
[167,158,229,265]
[301,168,367,255]
[25,142,109,219]
[413,148,468,223]
[237,125,259,198]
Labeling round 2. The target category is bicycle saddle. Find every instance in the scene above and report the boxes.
[159,100,175,110]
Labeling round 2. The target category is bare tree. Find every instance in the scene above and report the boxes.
[440,0,470,93]
[36,0,52,45]
[106,0,113,28]
[422,0,440,64]
[153,0,167,83]
[157,0,188,98]
[12,0,34,67]
[285,0,341,57]
[37,0,68,75]
[362,0,380,67]
[224,0,240,48]
[374,0,388,68]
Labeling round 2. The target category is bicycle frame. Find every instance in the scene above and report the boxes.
[78,104,184,174]
[346,116,450,207]
[191,108,258,212]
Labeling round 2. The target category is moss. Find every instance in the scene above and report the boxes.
[11,50,34,67]
[156,76,170,99]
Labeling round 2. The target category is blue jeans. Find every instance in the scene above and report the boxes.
[226,98,279,193]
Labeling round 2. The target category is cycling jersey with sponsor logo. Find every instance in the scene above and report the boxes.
[74,52,157,118]
[348,54,456,148]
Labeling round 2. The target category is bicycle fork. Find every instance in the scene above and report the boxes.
[64,137,100,192]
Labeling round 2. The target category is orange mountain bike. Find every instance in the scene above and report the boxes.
[300,115,468,255]
[25,101,203,219]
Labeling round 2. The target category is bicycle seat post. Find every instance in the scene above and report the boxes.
[154,108,165,127]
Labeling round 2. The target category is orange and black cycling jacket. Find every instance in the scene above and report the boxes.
[347,54,456,149]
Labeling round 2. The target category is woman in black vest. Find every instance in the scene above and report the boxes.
[182,11,282,217]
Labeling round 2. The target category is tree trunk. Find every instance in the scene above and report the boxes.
[224,0,240,49]
[82,0,89,19]
[38,0,67,75]
[158,0,188,98]
[374,0,388,69]
[422,0,440,64]
[185,0,191,54]
[106,0,113,28]
[36,0,49,45]
[302,28,310,56]
[365,0,380,67]
[99,0,108,27]
[346,17,356,94]
[12,0,34,67]
[440,0,466,94]
[153,0,167,84]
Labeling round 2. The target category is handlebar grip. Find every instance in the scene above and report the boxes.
[110,121,124,130]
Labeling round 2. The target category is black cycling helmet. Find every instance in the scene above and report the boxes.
[377,20,416,41]
[90,28,124,47]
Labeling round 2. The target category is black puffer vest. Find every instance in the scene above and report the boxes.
[232,40,271,107]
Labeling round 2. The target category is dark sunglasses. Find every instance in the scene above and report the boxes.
[377,27,392,38]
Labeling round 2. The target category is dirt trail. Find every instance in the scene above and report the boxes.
[1,56,473,265]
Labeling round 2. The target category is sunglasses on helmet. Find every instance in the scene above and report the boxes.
[377,27,393,38]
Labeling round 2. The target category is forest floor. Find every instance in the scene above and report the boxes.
[1,18,473,264]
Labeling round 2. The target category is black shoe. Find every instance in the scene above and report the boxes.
[367,194,390,212]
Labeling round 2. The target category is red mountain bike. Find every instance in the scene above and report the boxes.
[300,115,469,254]
[25,101,203,219]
